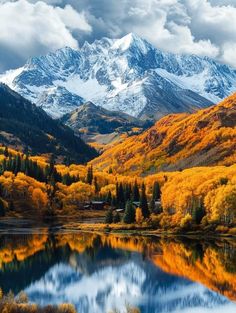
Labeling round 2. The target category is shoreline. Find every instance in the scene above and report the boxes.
[71,223,236,239]
[1,215,236,239]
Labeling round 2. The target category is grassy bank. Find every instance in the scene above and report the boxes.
[60,221,236,238]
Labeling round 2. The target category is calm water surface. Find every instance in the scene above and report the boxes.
[0,218,236,313]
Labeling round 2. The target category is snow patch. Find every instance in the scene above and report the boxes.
[55,75,107,102]
[155,68,222,103]
[0,67,24,88]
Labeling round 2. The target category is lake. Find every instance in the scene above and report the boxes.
[0,219,236,313]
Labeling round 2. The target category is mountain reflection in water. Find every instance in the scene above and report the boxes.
[0,231,236,313]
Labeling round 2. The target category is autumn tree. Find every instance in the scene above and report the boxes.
[135,207,143,224]
[32,188,48,211]
[180,213,192,229]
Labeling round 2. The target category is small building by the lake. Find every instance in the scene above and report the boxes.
[84,201,109,210]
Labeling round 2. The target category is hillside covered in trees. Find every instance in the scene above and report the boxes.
[0,88,235,234]
[91,93,236,175]
[60,101,151,151]
[0,84,97,163]
[1,145,236,234]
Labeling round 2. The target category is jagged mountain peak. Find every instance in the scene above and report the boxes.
[1,33,236,119]
[111,32,149,53]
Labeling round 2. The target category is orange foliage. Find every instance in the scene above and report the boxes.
[0,234,48,269]
[1,231,236,302]
[90,93,236,175]
[152,240,236,301]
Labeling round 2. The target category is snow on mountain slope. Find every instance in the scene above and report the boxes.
[1,33,236,119]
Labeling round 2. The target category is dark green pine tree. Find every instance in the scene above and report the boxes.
[0,198,5,217]
[124,183,131,203]
[3,146,9,157]
[105,209,113,224]
[25,155,30,176]
[94,176,99,194]
[113,211,121,223]
[62,173,71,186]
[140,183,150,218]
[14,153,21,174]
[192,206,205,224]
[8,200,15,211]
[152,181,161,201]
[20,156,26,173]
[86,165,93,185]
[0,161,4,175]
[132,180,140,202]
[115,182,119,202]
[49,154,55,176]
[123,200,135,224]
[118,183,125,208]
[106,190,112,205]
[0,182,3,196]
[1,158,6,173]
[149,198,155,213]
[111,195,117,208]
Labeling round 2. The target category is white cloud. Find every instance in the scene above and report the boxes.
[222,43,236,67]
[0,0,91,70]
[122,0,236,66]
[55,5,91,31]
[0,0,236,70]
[182,0,236,66]
[125,0,219,58]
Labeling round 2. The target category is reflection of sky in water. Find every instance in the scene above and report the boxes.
[24,250,236,313]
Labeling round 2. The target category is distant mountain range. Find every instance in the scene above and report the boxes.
[1,33,236,120]
[0,83,97,162]
[91,93,236,175]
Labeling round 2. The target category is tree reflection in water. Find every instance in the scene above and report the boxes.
[0,232,236,313]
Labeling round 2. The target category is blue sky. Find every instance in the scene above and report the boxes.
[0,0,236,71]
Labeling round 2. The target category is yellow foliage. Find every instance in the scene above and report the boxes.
[161,164,236,227]
[135,207,143,224]
[180,213,192,229]
[32,188,48,210]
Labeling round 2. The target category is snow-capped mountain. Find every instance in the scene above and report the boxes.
[1,33,236,119]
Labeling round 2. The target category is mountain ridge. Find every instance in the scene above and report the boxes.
[1,33,236,119]
[0,83,97,163]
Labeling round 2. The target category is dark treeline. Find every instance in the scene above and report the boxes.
[104,180,162,224]
[0,147,79,186]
